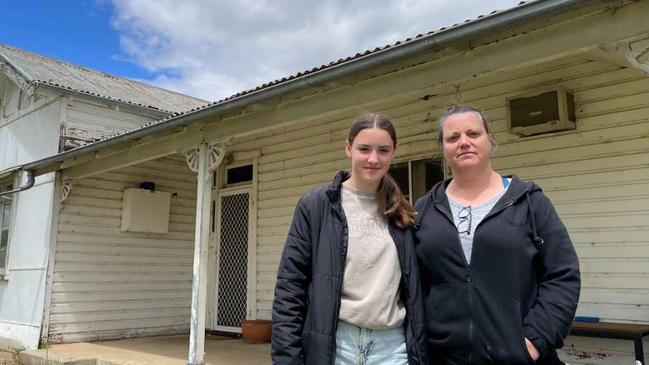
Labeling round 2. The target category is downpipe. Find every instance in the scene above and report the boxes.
[0,170,35,197]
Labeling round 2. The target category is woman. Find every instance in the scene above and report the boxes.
[272,113,428,365]
[414,105,580,365]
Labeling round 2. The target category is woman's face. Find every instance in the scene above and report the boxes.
[345,127,396,191]
[441,112,493,172]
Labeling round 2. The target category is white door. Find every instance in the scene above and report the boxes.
[213,189,252,333]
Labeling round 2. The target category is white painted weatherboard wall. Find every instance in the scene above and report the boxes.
[45,57,649,361]
[227,58,649,363]
[0,92,61,350]
[49,155,195,343]
[61,99,160,150]
[0,72,164,349]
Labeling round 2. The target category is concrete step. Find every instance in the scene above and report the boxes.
[16,335,269,365]
[20,350,149,365]
[19,350,98,365]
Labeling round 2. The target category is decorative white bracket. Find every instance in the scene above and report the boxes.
[60,181,73,203]
[183,143,226,180]
[623,38,649,76]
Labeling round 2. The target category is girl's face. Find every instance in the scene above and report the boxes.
[442,112,493,172]
[345,127,396,192]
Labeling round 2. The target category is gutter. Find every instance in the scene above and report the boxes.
[12,0,600,177]
[0,169,35,197]
[0,166,22,181]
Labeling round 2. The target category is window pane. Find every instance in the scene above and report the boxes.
[0,184,13,269]
[0,204,8,268]
[389,162,410,201]
[226,165,253,185]
[1,202,11,230]
[0,234,6,265]
[412,159,444,202]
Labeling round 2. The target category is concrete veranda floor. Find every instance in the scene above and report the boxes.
[19,334,271,365]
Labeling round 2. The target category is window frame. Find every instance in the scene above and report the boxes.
[215,161,255,189]
[225,164,254,186]
[0,178,16,278]
[389,157,446,204]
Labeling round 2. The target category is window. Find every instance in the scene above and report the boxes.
[389,159,444,204]
[226,164,253,185]
[0,182,14,274]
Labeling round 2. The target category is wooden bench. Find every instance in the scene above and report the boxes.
[569,321,649,364]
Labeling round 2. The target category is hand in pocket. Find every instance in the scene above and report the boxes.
[525,337,539,361]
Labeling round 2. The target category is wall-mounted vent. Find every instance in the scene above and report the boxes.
[507,88,576,136]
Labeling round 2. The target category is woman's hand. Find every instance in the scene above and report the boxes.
[525,337,540,361]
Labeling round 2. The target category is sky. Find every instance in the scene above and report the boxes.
[1,0,523,102]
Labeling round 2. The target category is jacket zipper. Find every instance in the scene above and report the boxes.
[432,202,475,361]
[422,180,529,363]
[432,198,517,362]
[389,225,420,364]
[469,198,517,362]
[330,202,348,365]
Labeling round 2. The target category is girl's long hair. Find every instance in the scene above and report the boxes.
[348,113,416,228]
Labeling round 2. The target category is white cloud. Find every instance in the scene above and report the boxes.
[109,0,522,101]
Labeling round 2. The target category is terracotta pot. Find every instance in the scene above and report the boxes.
[241,319,272,344]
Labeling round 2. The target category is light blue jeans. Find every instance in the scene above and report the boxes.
[335,321,408,365]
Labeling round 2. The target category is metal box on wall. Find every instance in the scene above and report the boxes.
[120,188,171,233]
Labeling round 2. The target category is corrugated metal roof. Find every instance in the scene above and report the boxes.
[130,0,539,123]
[216,1,531,103]
[0,44,208,114]
[70,0,548,148]
[13,0,609,175]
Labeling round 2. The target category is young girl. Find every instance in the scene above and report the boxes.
[272,113,428,365]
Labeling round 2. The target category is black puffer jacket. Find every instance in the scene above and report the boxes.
[414,175,580,365]
[272,171,428,365]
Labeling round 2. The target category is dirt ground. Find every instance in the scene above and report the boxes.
[0,350,14,364]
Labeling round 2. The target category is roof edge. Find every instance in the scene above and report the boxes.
[0,44,208,111]
[36,82,174,116]
[2,43,204,103]
[0,51,35,95]
[19,0,607,175]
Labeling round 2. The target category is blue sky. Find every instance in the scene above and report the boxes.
[1,1,151,80]
[1,1,522,101]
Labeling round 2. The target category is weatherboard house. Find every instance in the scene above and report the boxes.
[0,44,207,348]
[1,0,649,364]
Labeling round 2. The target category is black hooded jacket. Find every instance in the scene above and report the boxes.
[272,171,428,365]
[414,175,580,365]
